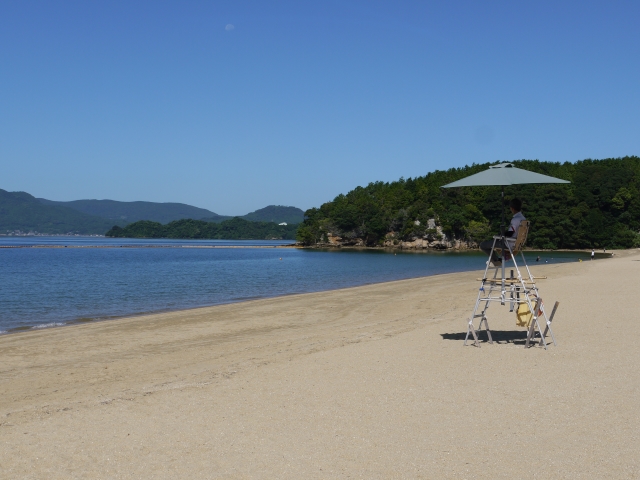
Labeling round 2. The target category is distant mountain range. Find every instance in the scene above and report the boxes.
[0,189,304,235]
[37,198,226,224]
[1,190,117,234]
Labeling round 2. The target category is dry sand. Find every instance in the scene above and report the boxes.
[2,251,639,479]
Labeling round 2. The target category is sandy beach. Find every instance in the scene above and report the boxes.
[1,251,639,479]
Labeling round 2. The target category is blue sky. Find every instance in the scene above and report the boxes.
[1,1,639,215]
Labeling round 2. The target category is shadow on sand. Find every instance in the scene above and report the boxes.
[441,330,532,345]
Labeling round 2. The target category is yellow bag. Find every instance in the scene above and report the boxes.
[516,302,533,328]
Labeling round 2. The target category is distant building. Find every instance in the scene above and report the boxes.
[279,222,287,226]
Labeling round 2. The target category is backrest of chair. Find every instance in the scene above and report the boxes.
[513,220,530,253]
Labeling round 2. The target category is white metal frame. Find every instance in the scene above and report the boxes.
[465,233,558,349]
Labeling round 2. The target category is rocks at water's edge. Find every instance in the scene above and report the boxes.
[307,223,478,250]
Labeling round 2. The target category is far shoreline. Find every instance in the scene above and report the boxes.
[299,244,620,254]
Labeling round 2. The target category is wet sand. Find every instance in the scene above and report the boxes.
[1,250,639,478]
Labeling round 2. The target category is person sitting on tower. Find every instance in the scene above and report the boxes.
[479,198,525,267]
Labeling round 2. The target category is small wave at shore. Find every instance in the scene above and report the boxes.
[31,322,66,330]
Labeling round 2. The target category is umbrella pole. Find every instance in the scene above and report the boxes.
[501,187,506,293]
[501,187,506,237]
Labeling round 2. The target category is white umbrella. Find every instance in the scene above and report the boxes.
[442,163,570,233]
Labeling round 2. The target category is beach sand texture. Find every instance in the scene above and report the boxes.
[1,251,639,479]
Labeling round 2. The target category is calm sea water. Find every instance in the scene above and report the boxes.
[0,237,594,333]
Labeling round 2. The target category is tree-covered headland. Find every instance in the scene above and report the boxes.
[296,157,640,250]
[106,217,297,240]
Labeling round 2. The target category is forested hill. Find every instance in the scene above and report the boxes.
[106,217,297,240]
[2,189,304,234]
[201,205,304,224]
[296,157,640,250]
[38,199,303,225]
[38,198,226,224]
[241,205,304,224]
[0,189,117,234]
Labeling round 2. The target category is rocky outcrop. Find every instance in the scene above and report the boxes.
[308,237,475,250]
[306,218,477,250]
[379,221,475,250]
[309,231,476,251]
[327,233,365,247]
[386,237,475,250]
[327,233,342,245]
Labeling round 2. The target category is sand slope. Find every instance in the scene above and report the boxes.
[1,252,639,479]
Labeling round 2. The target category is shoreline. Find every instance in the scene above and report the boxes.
[0,272,451,335]
[2,249,639,477]
[0,250,604,337]
[0,268,506,336]
[302,244,620,253]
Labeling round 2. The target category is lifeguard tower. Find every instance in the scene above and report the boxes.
[441,163,570,349]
